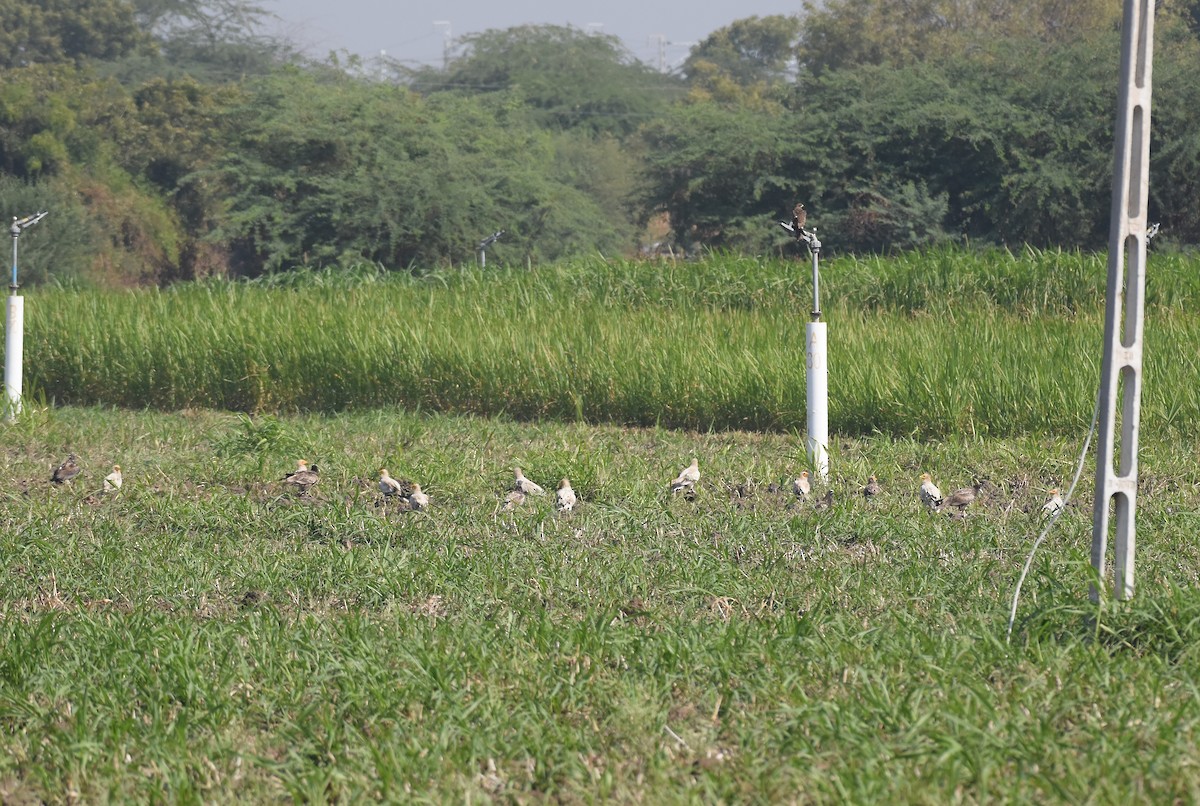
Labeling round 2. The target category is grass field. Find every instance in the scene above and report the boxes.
[4,405,1200,802]
[23,248,1200,437]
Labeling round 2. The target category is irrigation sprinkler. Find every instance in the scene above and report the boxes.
[1091,0,1155,602]
[477,229,504,268]
[6,210,48,423]
[780,213,829,481]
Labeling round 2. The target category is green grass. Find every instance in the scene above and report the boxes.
[23,248,1200,436]
[3,406,1200,802]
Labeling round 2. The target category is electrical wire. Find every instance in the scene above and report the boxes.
[1006,386,1102,641]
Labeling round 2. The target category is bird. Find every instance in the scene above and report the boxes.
[379,469,409,498]
[793,471,811,499]
[1042,488,1064,517]
[813,489,834,511]
[670,458,700,494]
[918,472,943,509]
[862,475,882,498]
[51,454,82,484]
[103,464,123,491]
[555,478,577,512]
[513,467,546,496]
[792,202,807,232]
[283,459,320,493]
[500,489,526,512]
[407,483,430,511]
[944,480,984,512]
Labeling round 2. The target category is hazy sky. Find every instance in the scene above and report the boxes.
[263,1,804,70]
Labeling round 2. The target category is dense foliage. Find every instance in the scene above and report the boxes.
[3,0,1200,283]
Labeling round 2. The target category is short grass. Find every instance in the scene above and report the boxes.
[3,406,1200,802]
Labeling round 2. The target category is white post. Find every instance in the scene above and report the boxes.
[1091,0,1155,602]
[4,295,22,422]
[806,320,829,480]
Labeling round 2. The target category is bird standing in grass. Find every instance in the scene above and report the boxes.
[862,475,882,499]
[283,459,320,493]
[514,467,546,497]
[793,471,811,499]
[501,489,526,512]
[813,489,834,511]
[51,454,81,484]
[1042,488,1064,517]
[944,480,984,513]
[408,483,430,511]
[918,472,943,509]
[379,469,409,498]
[103,464,123,491]
[670,458,700,494]
[555,478,577,512]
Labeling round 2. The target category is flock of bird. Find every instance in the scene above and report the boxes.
[47,452,1066,518]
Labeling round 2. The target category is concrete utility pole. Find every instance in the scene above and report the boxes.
[1091,0,1155,602]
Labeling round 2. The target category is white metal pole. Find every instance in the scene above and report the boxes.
[1091,0,1155,602]
[4,295,22,422]
[806,320,829,480]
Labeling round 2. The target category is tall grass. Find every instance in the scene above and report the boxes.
[24,248,1200,436]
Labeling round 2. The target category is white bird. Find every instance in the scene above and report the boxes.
[919,472,943,509]
[670,458,700,493]
[793,471,811,498]
[514,467,546,496]
[1042,488,1064,517]
[103,464,123,491]
[408,483,430,511]
[379,469,408,497]
[555,478,577,512]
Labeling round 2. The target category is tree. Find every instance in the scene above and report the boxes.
[0,0,149,68]
[405,25,682,137]
[682,14,802,104]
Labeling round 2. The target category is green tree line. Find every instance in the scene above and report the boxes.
[2,0,1200,284]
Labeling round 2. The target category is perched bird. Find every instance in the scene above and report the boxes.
[862,475,882,499]
[500,489,526,512]
[944,480,984,512]
[51,454,82,484]
[379,469,409,498]
[1042,488,1065,517]
[793,471,812,499]
[555,478,577,512]
[792,202,807,232]
[813,489,834,511]
[283,459,320,493]
[670,458,700,494]
[407,483,430,511]
[918,472,943,509]
[103,464,123,491]
[513,467,546,496]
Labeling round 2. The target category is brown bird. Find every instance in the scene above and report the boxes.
[792,202,807,232]
[51,454,82,484]
[862,475,882,498]
[793,470,811,499]
[555,478,577,512]
[501,489,526,512]
[283,459,320,493]
[944,480,984,512]
[379,469,411,498]
[813,489,834,511]
[103,464,123,491]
